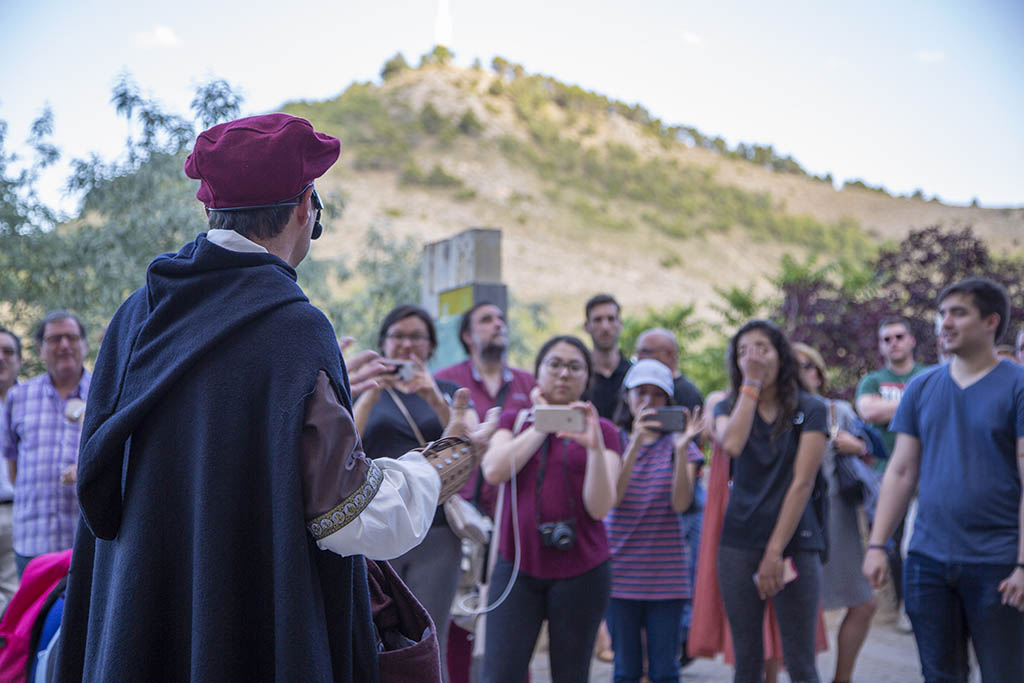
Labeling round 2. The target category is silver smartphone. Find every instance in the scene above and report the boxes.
[533,406,586,434]
[383,359,416,382]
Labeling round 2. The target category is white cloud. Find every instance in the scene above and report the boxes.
[133,25,181,49]
[913,49,944,64]
[681,31,703,46]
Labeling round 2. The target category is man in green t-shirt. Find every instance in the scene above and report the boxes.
[856,317,931,468]
[855,315,931,629]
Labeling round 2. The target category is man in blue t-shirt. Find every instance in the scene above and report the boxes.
[863,276,1024,682]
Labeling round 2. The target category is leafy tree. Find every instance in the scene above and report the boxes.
[773,227,1024,398]
[420,45,454,67]
[491,56,510,78]
[380,53,409,81]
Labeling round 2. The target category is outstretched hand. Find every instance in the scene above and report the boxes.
[673,406,703,451]
[442,389,498,460]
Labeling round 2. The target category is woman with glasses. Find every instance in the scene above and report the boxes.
[352,304,464,679]
[713,321,828,683]
[479,335,622,683]
[792,343,877,683]
[605,359,703,683]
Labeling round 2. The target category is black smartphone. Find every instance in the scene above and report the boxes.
[651,406,686,433]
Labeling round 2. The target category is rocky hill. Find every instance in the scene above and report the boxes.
[282,59,1023,327]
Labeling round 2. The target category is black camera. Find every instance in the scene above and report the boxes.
[538,519,576,551]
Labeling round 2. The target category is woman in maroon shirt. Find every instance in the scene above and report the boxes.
[479,335,622,683]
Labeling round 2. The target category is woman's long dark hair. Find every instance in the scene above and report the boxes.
[727,320,802,438]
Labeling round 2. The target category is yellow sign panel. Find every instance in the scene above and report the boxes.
[438,285,475,318]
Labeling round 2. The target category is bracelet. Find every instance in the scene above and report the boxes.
[867,544,886,551]
[742,379,763,389]
[739,386,760,402]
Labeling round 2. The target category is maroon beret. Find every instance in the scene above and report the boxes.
[184,113,340,209]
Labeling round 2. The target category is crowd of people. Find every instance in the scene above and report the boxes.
[0,113,1022,683]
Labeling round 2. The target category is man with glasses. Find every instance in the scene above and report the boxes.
[855,316,931,630]
[56,114,480,681]
[634,328,702,411]
[1,311,90,575]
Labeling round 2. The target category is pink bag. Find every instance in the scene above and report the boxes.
[0,549,73,683]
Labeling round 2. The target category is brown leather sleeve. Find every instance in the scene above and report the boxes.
[302,370,382,540]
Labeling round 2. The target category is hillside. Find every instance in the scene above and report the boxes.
[283,59,1024,328]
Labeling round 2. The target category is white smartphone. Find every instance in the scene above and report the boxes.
[753,556,799,586]
[533,406,586,434]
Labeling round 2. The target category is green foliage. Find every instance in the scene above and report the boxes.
[419,103,445,135]
[0,76,244,354]
[421,45,454,67]
[400,162,463,188]
[457,110,483,136]
[306,224,423,348]
[381,52,409,81]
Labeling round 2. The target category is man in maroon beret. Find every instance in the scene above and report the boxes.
[56,114,483,682]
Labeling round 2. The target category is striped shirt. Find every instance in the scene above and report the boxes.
[606,432,699,600]
[1,371,91,557]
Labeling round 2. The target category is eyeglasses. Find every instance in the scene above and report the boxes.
[43,333,82,346]
[386,332,430,344]
[799,360,817,371]
[542,358,588,376]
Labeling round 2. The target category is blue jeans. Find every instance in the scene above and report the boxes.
[608,598,683,683]
[904,552,1024,682]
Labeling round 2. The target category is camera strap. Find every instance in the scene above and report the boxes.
[535,437,575,529]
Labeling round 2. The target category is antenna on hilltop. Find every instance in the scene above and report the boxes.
[434,0,454,48]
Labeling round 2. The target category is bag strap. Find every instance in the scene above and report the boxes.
[386,388,427,447]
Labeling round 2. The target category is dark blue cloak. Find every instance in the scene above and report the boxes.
[55,235,379,682]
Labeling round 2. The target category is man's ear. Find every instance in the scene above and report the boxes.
[294,185,314,224]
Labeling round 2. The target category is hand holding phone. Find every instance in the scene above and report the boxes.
[533,406,586,434]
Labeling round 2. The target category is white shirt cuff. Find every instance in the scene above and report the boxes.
[315,452,440,560]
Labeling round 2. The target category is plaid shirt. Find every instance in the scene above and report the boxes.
[1,371,91,557]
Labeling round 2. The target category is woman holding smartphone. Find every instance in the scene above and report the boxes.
[606,359,704,683]
[479,335,622,683]
[352,304,466,679]
[713,321,827,683]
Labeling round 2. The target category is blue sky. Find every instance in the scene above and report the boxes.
[2,0,1022,214]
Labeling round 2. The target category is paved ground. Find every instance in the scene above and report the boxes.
[529,607,930,682]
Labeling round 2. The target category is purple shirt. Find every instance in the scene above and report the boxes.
[435,359,535,515]
[496,410,622,580]
[1,371,91,557]
[606,433,702,600]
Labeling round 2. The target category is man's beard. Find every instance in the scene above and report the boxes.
[480,342,506,363]
[593,336,617,353]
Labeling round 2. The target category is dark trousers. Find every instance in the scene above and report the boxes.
[482,557,610,683]
[717,546,821,683]
[904,552,1024,682]
[608,597,684,683]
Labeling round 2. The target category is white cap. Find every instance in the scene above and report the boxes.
[623,359,674,399]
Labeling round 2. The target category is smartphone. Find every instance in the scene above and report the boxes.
[651,406,686,433]
[533,406,586,434]
[383,359,416,382]
[752,556,799,587]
